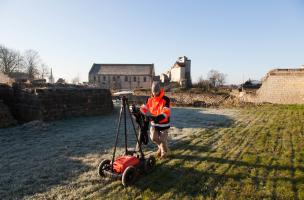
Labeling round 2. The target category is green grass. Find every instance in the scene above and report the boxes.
[3,105,304,199]
[93,105,304,199]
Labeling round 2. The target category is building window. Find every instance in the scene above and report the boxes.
[94,76,96,82]
[133,77,136,82]
[103,76,106,81]
[98,76,101,82]
[143,76,146,82]
[117,76,120,79]
[125,76,128,82]
[113,76,116,81]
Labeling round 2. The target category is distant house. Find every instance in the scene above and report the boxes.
[89,63,155,90]
[56,78,66,84]
[241,79,262,90]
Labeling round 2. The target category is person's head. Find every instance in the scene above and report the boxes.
[151,81,161,97]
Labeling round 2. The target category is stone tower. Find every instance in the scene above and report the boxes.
[164,56,192,88]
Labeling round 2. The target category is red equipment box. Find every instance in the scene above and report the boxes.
[113,155,140,173]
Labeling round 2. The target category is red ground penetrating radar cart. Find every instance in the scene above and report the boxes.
[98,92,156,186]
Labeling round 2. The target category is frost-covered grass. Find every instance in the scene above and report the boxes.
[2,105,304,199]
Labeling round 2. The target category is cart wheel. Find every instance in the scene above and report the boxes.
[98,159,111,177]
[122,166,137,186]
[145,155,156,173]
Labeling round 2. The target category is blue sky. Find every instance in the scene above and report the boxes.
[0,0,303,84]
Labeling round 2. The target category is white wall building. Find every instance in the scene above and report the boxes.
[89,63,155,90]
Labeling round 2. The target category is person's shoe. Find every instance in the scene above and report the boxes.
[155,148,161,158]
[160,151,169,159]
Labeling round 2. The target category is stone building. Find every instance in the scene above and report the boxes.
[89,63,155,90]
[161,56,192,88]
[240,66,304,104]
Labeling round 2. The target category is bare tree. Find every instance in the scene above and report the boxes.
[23,49,40,80]
[196,75,212,91]
[217,72,226,86]
[39,63,50,79]
[0,45,23,76]
[207,70,227,87]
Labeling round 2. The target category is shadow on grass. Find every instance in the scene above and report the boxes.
[173,153,304,172]
[132,138,304,199]
[135,162,304,199]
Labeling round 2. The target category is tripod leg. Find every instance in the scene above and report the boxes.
[123,98,128,155]
[111,105,123,171]
[126,101,144,158]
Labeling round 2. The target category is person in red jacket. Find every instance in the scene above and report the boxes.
[140,81,171,158]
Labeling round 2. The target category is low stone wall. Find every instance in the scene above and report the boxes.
[133,91,228,107]
[0,84,13,103]
[240,68,304,104]
[0,83,114,124]
[127,95,149,105]
[0,101,16,128]
[11,87,113,122]
[166,92,228,106]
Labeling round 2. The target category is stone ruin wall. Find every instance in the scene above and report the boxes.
[0,84,114,126]
[0,101,16,128]
[241,69,304,104]
[0,85,15,128]
[133,90,227,106]
[12,87,114,122]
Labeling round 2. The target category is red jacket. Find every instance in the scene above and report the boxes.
[140,89,170,129]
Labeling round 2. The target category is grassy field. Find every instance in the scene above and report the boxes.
[92,105,304,200]
[1,105,304,199]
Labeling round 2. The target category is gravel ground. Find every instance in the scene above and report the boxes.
[0,106,236,200]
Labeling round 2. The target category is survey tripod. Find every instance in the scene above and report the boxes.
[111,96,144,171]
[98,93,156,186]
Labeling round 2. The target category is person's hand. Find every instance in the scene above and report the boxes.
[150,114,165,123]
[145,110,151,117]
[150,115,156,121]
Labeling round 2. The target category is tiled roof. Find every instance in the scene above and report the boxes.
[89,64,154,75]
